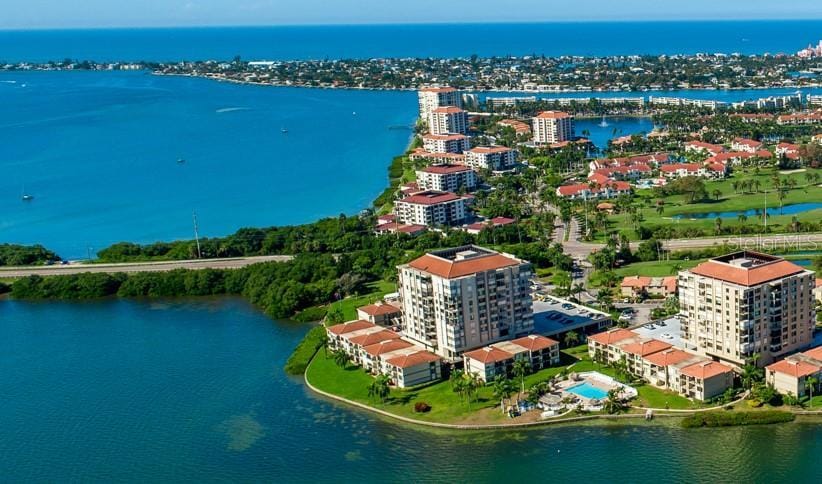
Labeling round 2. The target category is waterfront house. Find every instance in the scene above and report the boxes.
[765,346,822,398]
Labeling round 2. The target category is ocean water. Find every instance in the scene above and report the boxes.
[1,298,821,482]
[2,21,822,62]
[0,70,415,258]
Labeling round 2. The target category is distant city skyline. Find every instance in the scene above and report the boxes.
[2,0,822,30]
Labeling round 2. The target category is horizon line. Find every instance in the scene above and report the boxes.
[3,17,822,32]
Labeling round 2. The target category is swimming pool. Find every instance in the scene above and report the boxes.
[566,381,609,400]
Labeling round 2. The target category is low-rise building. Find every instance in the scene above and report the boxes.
[765,346,822,398]
[357,301,402,327]
[464,146,518,171]
[731,138,763,154]
[620,276,677,300]
[463,335,560,382]
[394,190,469,227]
[678,360,735,401]
[416,164,478,192]
[464,216,516,235]
[659,162,725,180]
[555,180,631,199]
[684,141,726,156]
[777,112,822,126]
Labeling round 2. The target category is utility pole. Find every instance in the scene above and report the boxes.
[193,211,202,259]
[764,190,768,231]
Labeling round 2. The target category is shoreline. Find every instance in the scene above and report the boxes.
[303,353,822,432]
[151,71,822,95]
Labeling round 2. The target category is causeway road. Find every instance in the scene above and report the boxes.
[0,255,293,279]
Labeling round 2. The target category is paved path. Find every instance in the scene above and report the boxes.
[0,255,293,278]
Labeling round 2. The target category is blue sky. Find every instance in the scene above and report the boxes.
[2,0,822,29]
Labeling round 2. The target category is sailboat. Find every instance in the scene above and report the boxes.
[281,128,288,134]
[21,186,33,201]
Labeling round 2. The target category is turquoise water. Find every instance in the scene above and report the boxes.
[575,116,655,149]
[2,298,822,482]
[566,381,609,400]
[2,21,822,61]
[0,70,416,258]
[672,202,822,220]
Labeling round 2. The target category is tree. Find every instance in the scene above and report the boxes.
[613,355,629,382]
[512,359,530,394]
[712,188,722,201]
[564,330,580,348]
[450,369,467,401]
[603,388,627,414]
[714,217,723,235]
[741,354,763,390]
[332,350,351,368]
[571,283,585,302]
[552,271,572,296]
[319,331,329,356]
[635,238,662,262]
[492,376,515,413]
[368,374,391,403]
[807,375,819,408]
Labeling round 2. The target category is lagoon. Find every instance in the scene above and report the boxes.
[2,297,822,482]
[672,202,822,220]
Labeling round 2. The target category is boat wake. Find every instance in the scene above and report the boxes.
[216,107,249,113]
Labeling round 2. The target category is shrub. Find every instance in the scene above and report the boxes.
[414,402,432,413]
[284,326,327,376]
[681,411,795,428]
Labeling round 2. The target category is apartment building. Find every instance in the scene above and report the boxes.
[418,86,462,120]
[678,251,816,367]
[421,133,470,154]
[416,164,478,192]
[765,346,822,398]
[555,180,631,199]
[463,335,560,382]
[684,141,726,156]
[397,246,534,360]
[393,190,469,227]
[428,106,469,135]
[731,138,763,154]
[464,146,518,171]
[588,328,735,401]
[326,319,441,388]
[532,111,574,144]
[356,301,402,327]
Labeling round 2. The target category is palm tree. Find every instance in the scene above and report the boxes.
[571,283,585,302]
[741,354,763,390]
[492,376,515,413]
[737,213,747,225]
[512,359,530,395]
[368,374,391,404]
[332,349,351,368]
[753,179,762,193]
[603,388,626,414]
[731,180,740,193]
[564,330,580,348]
[450,369,467,402]
[465,372,482,408]
[807,375,819,408]
[655,199,665,215]
[712,188,722,201]
[714,217,723,235]
[319,331,329,357]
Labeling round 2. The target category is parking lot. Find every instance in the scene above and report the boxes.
[532,296,612,339]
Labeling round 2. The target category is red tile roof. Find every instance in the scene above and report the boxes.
[588,328,637,346]
[419,86,456,93]
[660,163,701,173]
[643,348,700,367]
[511,334,559,352]
[463,346,514,364]
[466,216,516,231]
[421,164,473,174]
[766,358,821,378]
[535,111,571,119]
[349,329,401,347]
[467,146,513,154]
[327,320,376,335]
[688,259,805,286]
[621,275,652,288]
[620,339,672,357]
[385,351,440,369]
[399,191,463,205]
[407,252,523,279]
[422,133,467,141]
[733,137,762,148]
[804,346,822,361]
[357,302,401,316]
[431,106,465,114]
[362,338,414,357]
[680,360,733,380]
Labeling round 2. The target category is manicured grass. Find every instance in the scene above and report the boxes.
[605,167,822,239]
[294,280,397,323]
[635,385,703,410]
[612,259,702,278]
[307,350,502,424]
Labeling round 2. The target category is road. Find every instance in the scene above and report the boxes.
[0,255,293,279]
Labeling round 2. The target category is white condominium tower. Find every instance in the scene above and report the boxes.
[678,251,815,367]
[532,111,574,144]
[417,86,462,120]
[398,246,534,360]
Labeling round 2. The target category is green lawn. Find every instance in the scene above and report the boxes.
[294,280,397,323]
[604,167,822,239]
[612,259,702,277]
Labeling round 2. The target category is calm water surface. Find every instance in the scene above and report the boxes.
[2,297,822,482]
[2,21,822,61]
[0,70,415,258]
